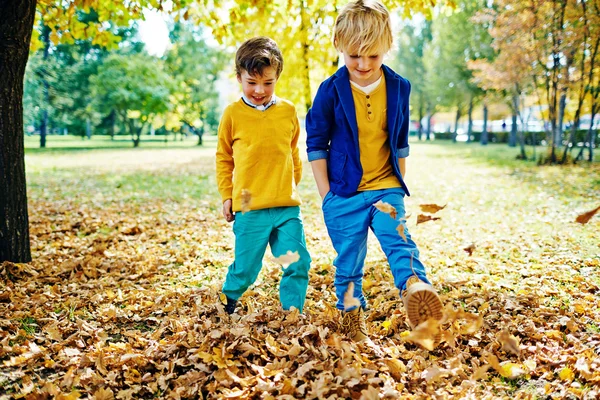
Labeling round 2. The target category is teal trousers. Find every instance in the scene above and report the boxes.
[222,206,311,312]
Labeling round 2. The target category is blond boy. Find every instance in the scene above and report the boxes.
[306,0,443,342]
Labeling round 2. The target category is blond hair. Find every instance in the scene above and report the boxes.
[333,0,393,55]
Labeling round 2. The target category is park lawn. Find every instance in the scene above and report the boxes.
[2,140,599,399]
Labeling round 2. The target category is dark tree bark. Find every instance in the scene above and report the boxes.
[0,0,36,262]
[467,97,473,143]
[481,103,488,146]
[39,23,50,148]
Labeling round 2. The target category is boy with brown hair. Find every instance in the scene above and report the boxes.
[216,36,311,314]
[306,0,444,343]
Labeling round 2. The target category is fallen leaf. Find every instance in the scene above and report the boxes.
[575,205,600,224]
[272,250,300,266]
[419,203,446,213]
[373,200,397,219]
[497,330,520,355]
[241,189,251,213]
[343,282,361,311]
[421,365,453,382]
[558,367,574,381]
[416,214,441,225]
[93,387,114,400]
[463,243,476,256]
[405,319,440,351]
[396,222,407,242]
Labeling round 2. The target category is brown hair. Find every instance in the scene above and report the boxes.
[333,0,393,55]
[235,36,284,77]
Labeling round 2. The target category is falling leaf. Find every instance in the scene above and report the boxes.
[373,200,397,219]
[575,205,600,224]
[463,243,476,256]
[416,214,441,225]
[419,203,446,213]
[241,189,251,213]
[343,282,361,311]
[382,359,406,380]
[405,319,440,351]
[497,330,520,355]
[272,250,300,266]
[396,222,407,242]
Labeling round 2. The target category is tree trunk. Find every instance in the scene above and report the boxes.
[509,94,518,147]
[417,96,424,141]
[557,91,566,148]
[0,0,36,263]
[425,103,433,141]
[39,23,50,149]
[109,109,116,140]
[481,103,488,146]
[467,98,473,143]
[452,108,461,143]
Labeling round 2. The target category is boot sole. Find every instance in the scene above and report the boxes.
[404,282,444,343]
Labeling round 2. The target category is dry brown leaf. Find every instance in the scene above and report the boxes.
[272,250,300,266]
[463,243,476,256]
[419,203,446,213]
[382,358,406,380]
[343,282,361,311]
[93,387,114,400]
[421,366,453,383]
[360,385,380,400]
[405,319,440,351]
[241,189,252,213]
[373,200,397,219]
[575,205,600,224]
[497,329,520,355]
[416,214,441,225]
[396,222,407,242]
[471,365,491,381]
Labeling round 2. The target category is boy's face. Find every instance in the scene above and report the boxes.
[237,66,278,106]
[342,50,384,86]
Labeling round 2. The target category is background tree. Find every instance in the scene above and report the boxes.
[91,52,174,147]
[164,23,228,145]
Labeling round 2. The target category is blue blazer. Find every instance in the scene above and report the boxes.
[306,64,412,197]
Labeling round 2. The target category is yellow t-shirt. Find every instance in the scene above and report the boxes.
[351,75,401,191]
[216,98,302,212]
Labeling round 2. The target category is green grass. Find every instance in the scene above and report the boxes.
[24,133,203,153]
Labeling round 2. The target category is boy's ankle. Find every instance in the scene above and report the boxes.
[220,293,238,315]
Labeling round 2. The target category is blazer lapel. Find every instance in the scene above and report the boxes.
[333,67,359,141]
[383,65,400,137]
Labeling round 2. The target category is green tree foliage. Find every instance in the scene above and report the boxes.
[164,23,228,144]
[90,52,174,146]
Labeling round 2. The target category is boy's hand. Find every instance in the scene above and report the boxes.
[222,199,234,222]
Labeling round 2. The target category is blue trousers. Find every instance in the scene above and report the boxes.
[222,206,311,312]
[322,188,430,310]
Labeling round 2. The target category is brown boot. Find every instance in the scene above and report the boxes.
[402,276,443,331]
[341,308,368,342]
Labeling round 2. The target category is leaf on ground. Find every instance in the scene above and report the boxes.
[343,282,361,311]
[463,243,476,256]
[373,200,397,219]
[575,205,600,224]
[419,203,446,213]
[405,319,440,351]
[416,214,441,225]
[241,189,251,213]
[421,365,454,383]
[93,387,114,400]
[272,250,300,266]
[497,329,520,355]
[396,222,407,242]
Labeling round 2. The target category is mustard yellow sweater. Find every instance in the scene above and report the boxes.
[216,98,302,212]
